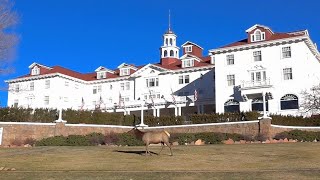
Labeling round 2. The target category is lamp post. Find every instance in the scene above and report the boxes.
[138,100,148,128]
[55,96,66,123]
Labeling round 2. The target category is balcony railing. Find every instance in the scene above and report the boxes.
[240,79,272,90]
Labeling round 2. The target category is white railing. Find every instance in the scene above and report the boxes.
[241,79,272,89]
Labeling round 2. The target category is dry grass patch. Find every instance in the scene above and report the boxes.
[0,143,320,179]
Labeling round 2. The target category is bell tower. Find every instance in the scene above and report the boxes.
[160,10,180,65]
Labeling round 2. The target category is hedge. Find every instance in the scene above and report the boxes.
[271,115,320,126]
[1,107,320,127]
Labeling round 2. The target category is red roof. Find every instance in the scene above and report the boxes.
[220,31,306,49]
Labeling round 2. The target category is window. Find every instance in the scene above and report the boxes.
[15,84,20,92]
[252,97,268,111]
[169,38,172,45]
[281,94,299,110]
[125,82,130,90]
[65,81,69,87]
[182,59,194,68]
[97,85,102,92]
[226,54,234,65]
[283,68,293,80]
[179,76,183,84]
[227,75,235,86]
[120,83,125,91]
[97,72,106,79]
[146,78,159,87]
[164,50,167,57]
[185,46,192,52]
[14,99,18,108]
[170,50,174,56]
[251,30,266,42]
[45,80,50,89]
[30,82,34,91]
[44,96,49,105]
[253,51,262,61]
[179,75,190,84]
[120,68,130,76]
[251,71,266,82]
[93,86,97,94]
[110,84,113,90]
[282,46,291,58]
[224,99,240,113]
[31,66,40,75]
[185,75,190,83]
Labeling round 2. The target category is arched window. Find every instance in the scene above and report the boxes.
[164,50,167,57]
[176,51,178,57]
[170,50,174,57]
[252,97,268,111]
[255,30,261,41]
[281,94,298,110]
[165,38,168,46]
[170,38,173,45]
[224,99,240,113]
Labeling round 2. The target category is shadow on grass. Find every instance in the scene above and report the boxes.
[114,150,158,156]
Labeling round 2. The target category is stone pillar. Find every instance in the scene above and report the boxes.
[54,121,67,136]
[259,118,272,139]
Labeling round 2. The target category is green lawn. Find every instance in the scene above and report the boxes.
[1,143,320,179]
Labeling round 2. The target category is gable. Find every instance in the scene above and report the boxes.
[130,64,168,77]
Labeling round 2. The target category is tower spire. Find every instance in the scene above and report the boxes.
[168,9,171,31]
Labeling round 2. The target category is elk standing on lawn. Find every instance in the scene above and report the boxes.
[129,128,173,156]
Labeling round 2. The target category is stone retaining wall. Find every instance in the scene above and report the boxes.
[1,119,319,146]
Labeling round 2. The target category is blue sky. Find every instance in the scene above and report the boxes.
[0,0,319,106]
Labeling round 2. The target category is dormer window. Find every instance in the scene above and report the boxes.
[97,71,106,79]
[185,46,192,52]
[251,29,265,42]
[120,68,130,76]
[182,59,194,68]
[31,66,40,75]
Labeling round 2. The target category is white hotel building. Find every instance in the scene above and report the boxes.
[5,24,320,117]
[6,27,215,117]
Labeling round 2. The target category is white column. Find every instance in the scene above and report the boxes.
[153,108,156,117]
[156,108,160,117]
[138,101,147,127]
[178,106,182,116]
[174,107,178,116]
[259,91,271,119]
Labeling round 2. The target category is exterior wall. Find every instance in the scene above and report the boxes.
[7,66,215,116]
[0,121,259,146]
[214,40,320,116]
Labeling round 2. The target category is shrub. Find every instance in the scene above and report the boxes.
[66,135,91,146]
[104,132,119,145]
[86,132,105,145]
[35,136,68,146]
[116,133,144,146]
[274,130,320,142]
[195,132,225,144]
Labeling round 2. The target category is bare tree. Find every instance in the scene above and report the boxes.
[0,0,18,75]
[300,84,320,115]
